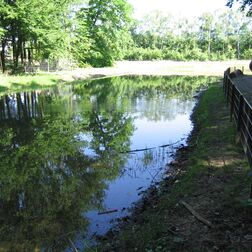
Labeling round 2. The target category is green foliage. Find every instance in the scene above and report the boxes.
[124,47,163,60]
[72,10,92,67]
[0,27,4,39]
[74,0,133,67]
[128,9,252,61]
[1,0,251,72]
[227,0,252,15]
[241,48,252,59]
[0,0,133,70]
[0,0,80,72]
[124,47,227,62]
[0,81,136,250]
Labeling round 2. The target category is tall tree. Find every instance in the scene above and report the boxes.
[199,13,214,56]
[74,0,133,67]
[0,0,78,72]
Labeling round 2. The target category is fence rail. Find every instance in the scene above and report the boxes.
[223,68,252,198]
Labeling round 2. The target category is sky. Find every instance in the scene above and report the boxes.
[127,0,230,19]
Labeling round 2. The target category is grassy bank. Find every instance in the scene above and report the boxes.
[0,73,64,94]
[95,83,252,251]
[0,60,250,96]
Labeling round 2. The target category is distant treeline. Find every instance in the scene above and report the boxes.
[0,0,251,73]
[127,10,252,61]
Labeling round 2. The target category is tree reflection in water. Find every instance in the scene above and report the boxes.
[0,75,218,251]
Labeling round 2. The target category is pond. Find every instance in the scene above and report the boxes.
[0,75,217,251]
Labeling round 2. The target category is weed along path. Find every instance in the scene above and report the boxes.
[96,84,252,251]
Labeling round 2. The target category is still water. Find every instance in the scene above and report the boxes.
[0,76,217,251]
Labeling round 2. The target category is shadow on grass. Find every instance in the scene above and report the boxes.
[0,76,65,96]
[0,86,8,93]
[7,79,60,93]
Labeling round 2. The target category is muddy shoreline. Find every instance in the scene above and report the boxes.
[95,140,197,251]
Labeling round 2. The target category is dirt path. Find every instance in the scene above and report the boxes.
[56,60,251,81]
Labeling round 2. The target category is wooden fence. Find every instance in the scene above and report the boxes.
[223,67,252,198]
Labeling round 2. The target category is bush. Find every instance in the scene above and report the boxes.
[223,47,236,59]
[184,48,208,61]
[124,48,163,60]
[123,48,143,60]
[141,48,163,60]
[123,46,239,62]
[241,49,252,59]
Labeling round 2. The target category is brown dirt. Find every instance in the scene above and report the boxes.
[157,147,252,251]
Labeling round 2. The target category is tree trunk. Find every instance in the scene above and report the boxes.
[1,41,6,73]
[0,99,5,120]
[12,35,18,70]
[208,31,211,56]
[16,37,22,68]
[16,93,22,120]
[20,39,24,64]
[23,42,26,61]
[5,95,11,119]
[28,48,32,63]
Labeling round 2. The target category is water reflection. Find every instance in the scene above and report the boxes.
[0,76,218,251]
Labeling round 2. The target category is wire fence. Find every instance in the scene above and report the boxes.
[24,59,77,73]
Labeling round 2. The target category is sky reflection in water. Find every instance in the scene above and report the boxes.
[0,75,217,251]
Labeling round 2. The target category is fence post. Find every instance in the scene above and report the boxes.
[226,78,230,106]
[230,84,235,122]
[223,72,227,94]
[250,181,252,199]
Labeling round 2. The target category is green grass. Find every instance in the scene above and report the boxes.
[0,73,63,94]
[92,83,251,251]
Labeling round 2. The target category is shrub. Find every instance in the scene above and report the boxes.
[123,46,239,62]
[241,49,252,59]
[124,47,163,60]
[163,49,185,61]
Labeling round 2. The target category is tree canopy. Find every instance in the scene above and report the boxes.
[0,0,79,72]
[127,9,252,61]
[0,0,133,72]
[73,0,132,67]
[1,0,252,73]
[227,0,252,14]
